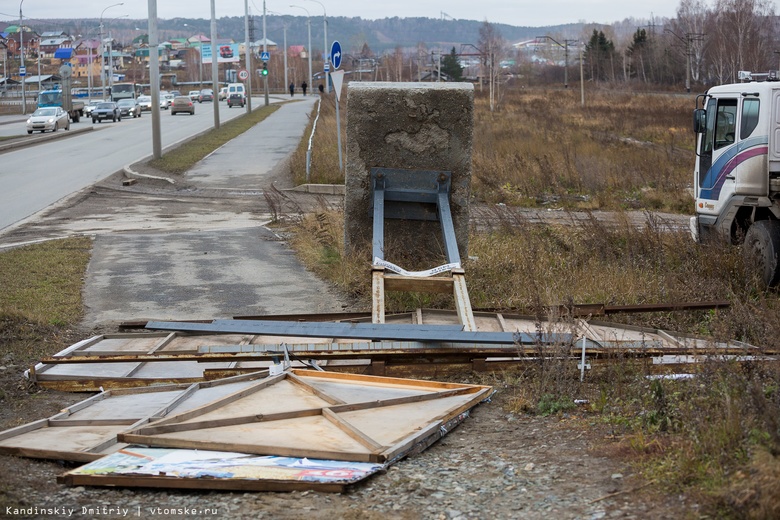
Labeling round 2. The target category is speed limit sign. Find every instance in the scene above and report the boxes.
[238,69,249,81]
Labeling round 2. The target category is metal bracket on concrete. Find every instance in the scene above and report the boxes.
[370,167,475,330]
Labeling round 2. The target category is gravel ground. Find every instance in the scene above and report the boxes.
[0,381,698,520]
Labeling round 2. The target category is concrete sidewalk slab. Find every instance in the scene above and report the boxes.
[84,226,344,325]
[186,97,318,190]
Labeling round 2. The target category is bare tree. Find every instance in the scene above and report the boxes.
[710,0,776,83]
[478,20,507,112]
[675,0,708,83]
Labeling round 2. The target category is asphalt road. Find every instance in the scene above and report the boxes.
[0,96,269,233]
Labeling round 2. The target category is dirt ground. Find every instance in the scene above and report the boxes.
[0,164,698,519]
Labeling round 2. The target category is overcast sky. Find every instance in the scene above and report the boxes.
[4,1,710,28]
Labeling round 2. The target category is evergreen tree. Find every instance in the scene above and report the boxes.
[441,47,463,81]
[584,29,616,82]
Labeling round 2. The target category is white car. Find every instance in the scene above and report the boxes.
[159,93,175,109]
[189,90,200,101]
[137,95,153,111]
[26,107,70,134]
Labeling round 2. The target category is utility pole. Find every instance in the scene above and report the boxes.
[536,35,577,89]
[210,0,220,127]
[244,0,252,112]
[263,0,268,106]
[19,0,26,114]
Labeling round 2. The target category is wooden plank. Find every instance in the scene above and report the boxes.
[383,274,454,294]
[290,368,471,391]
[286,372,346,405]
[60,473,347,493]
[372,268,385,324]
[0,418,51,442]
[322,408,384,453]
[149,332,179,353]
[47,419,138,427]
[143,373,287,428]
[453,271,476,331]
[381,421,442,463]
[123,407,324,436]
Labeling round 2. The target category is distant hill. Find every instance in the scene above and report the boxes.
[2,15,586,55]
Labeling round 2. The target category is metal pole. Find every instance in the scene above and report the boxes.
[283,23,288,93]
[99,3,123,102]
[263,0,268,106]
[210,0,220,127]
[148,0,161,158]
[244,0,252,112]
[580,43,585,107]
[19,0,25,114]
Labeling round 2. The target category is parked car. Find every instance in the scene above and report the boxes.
[227,92,245,108]
[188,90,200,101]
[137,95,153,111]
[218,87,228,101]
[26,106,70,134]
[198,89,214,103]
[117,98,142,118]
[171,96,195,115]
[91,101,121,123]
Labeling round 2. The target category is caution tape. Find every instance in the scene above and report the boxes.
[373,257,461,277]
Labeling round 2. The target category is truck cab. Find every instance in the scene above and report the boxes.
[692,72,780,286]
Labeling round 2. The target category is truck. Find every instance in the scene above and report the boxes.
[691,71,780,287]
[37,88,84,123]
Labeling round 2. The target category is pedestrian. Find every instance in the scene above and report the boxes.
[318,84,324,94]
[301,81,308,96]
[289,83,295,97]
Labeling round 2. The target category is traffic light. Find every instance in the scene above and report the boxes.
[262,63,268,76]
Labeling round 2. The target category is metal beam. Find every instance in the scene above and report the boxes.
[146,320,568,345]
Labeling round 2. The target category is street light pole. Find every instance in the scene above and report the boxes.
[100,2,123,101]
[536,35,576,89]
[263,0,268,106]
[305,0,327,92]
[19,0,26,114]
[291,5,313,96]
[243,0,252,112]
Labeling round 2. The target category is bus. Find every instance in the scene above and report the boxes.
[71,87,103,99]
[110,82,137,101]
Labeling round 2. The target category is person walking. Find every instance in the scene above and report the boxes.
[301,81,308,96]
[289,83,295,97]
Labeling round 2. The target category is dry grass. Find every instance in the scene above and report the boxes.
[288,85,780,518]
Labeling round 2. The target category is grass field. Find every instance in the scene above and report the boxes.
[288,86,780,518]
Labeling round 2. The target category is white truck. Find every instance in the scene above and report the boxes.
[691,71,780,287]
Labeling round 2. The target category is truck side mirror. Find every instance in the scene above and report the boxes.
[693,108,706,133]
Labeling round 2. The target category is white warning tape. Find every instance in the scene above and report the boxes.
[373,257,461,278]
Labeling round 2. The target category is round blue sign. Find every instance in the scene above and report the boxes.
[331,41,342,70]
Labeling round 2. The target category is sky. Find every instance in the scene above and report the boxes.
[4,0,693,28]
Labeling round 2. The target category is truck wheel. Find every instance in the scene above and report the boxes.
[73,112,80,123]
[744,220,780,288]
[27,130,32,134]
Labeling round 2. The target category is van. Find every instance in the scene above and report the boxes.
[227,83,245,102]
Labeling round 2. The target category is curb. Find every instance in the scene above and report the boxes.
[0,125,93,153]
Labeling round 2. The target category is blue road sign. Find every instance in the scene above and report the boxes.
[324,63,330,72]
[19,66,26,77]
[260,51,270,62]
[331,41,342,69]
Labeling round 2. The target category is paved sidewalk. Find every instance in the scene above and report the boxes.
[82,95,348,326]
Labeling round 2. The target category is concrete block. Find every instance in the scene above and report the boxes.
[344,82,473,265]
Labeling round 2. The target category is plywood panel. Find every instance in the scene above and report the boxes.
[0,425,118,452]
[66,391,186,421]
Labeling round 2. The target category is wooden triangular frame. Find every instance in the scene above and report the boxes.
[120,369,492,463]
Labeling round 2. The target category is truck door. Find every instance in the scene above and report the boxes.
[698,97,737,201]
[733,95,768,196]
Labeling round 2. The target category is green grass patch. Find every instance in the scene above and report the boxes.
[0,237,91,364]
[148,104,281,174]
